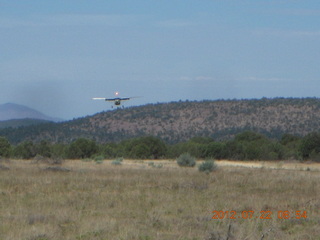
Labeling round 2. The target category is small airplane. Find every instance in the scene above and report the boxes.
[93,92,138,108]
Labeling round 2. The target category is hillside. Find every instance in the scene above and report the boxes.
[1,98,320,144]
[0,119,51,129]
[0,103,62,122]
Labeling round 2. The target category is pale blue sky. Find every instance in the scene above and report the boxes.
[1,1,320,119]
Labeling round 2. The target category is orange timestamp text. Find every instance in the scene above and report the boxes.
[212,210,307,220]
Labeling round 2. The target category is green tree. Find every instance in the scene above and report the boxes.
[130,143,149,159]
[204,142,227,159]
[280,134,301,146]
[168,137,214,159]
[280,134,302,160]
[300,132,320,160]
[0,137,11,158]
[51,143,67,158]
[226,131,282,160]
[235,131,266,142]
[102,143,121,158]
[189,137,214,144]
[123,136,167,159]
[13,141,36,159]
[66,138,98,159]
[36,140,52,158]
[167,142,201,158]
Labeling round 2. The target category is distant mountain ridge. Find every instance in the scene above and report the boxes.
[0,103,62,122]
[1,98,320,144]
[0,119,51,129]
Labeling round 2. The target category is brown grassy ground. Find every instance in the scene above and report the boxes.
[0,159,319,240]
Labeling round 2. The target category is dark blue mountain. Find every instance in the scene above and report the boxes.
[0,103,62,122]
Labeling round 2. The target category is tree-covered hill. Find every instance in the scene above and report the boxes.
[1,98,320,144]
[0,119,51,129]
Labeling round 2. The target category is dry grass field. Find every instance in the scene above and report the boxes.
[0,159,319,240]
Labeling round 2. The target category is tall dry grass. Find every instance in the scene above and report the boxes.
[0,160,319,240]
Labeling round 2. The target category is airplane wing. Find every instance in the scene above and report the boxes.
[106,97,130,101]
[92,98,107,100]
[92,97,131,101]
[105,98,118,101]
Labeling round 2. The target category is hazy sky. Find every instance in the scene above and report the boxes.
[1,1,320,120]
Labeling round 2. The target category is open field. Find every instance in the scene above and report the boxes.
[0,159,319,240]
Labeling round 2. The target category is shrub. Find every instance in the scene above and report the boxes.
[198,160,217,173]
[0,137,11,158]
[300,132,320,160]
[176,153,196,167]
[13,141,36,159]
[124,136,167,159]
[94,155,105,164]
[148,162,163,168]
[112,157,123,165]
[66,138,98,159]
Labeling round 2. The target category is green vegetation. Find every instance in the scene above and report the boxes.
[0,136,11,158]
[176,153,196,167]
[2,98,320,145]
[300,132,320,162]
[148,161,163,168]
[111,157,123,165]
[66,138,98,159]
[0,118,51,129]
[121,136,167,159]
[198,160,216,173]
[1,130,320,161]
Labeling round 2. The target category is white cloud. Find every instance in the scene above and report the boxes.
[0,17,38,28]
[0,14,142,28]
[195,76,215,81]
[238,76,289,82]
[179,76,216,81]
[288,31,320,37]
[43,14,140,27]
[254,29,320,37]
[277,9,320,16]
[2,56,95,82]
[179,76,192,81]
[156,19,197,28]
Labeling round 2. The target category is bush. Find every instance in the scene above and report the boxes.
[111,157,123,165]
[123,136,167,159]
[66,138,98,159]
[94,155,105,164]
[148,162,163,168]
[176,153,196,167]
[13,141,36,159]
[198,160,217,173]
[300,132,320,160]
[0,137,11,158]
